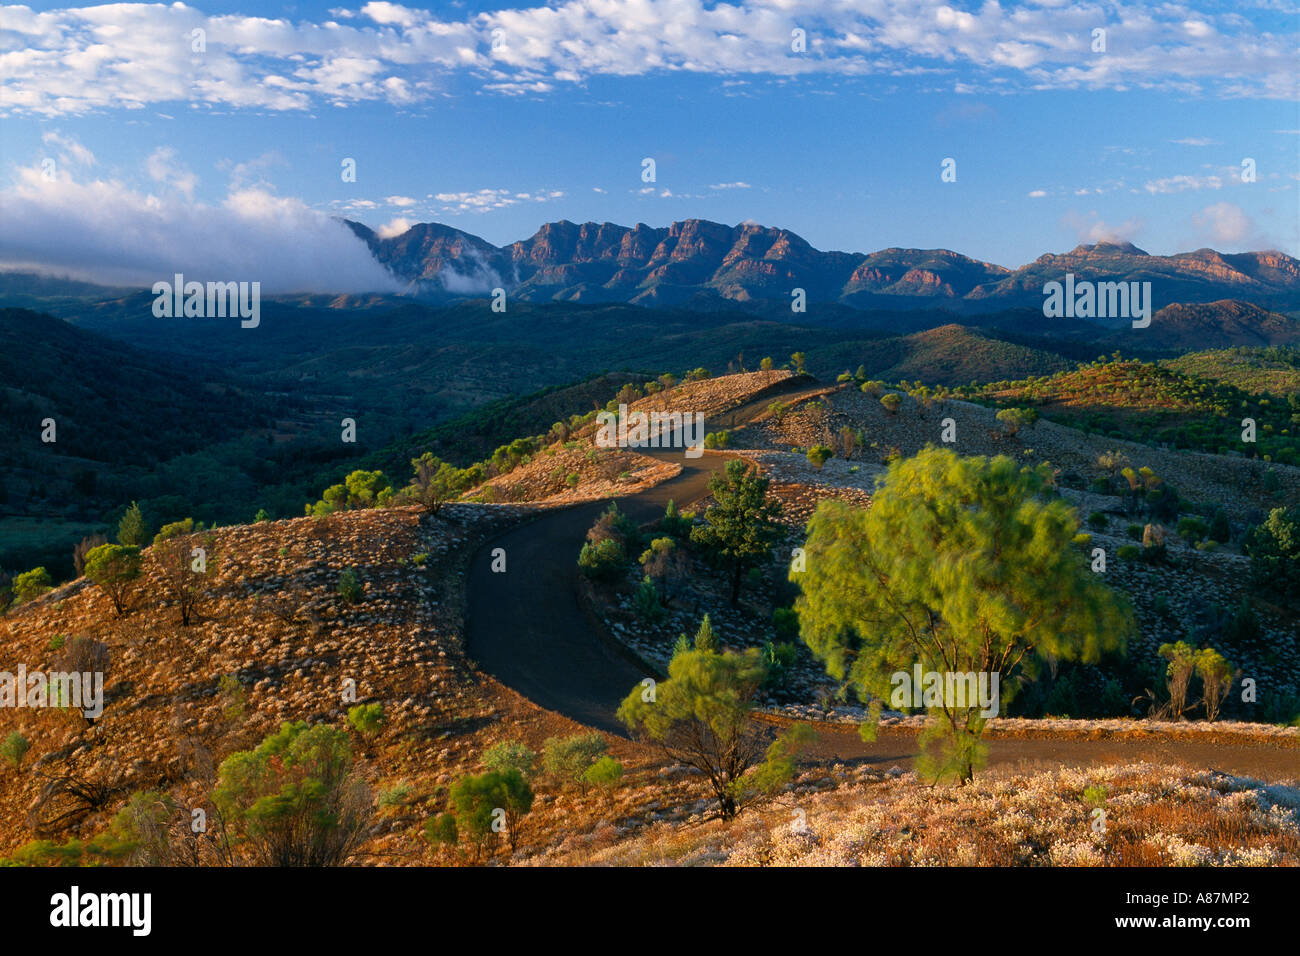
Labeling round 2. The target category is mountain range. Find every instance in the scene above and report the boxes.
[346,218,1300,315]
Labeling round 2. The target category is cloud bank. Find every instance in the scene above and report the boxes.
[0,1,1294,116]
[0,154,401,293]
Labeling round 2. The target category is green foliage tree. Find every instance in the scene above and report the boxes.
[618,625,807,818]
[789,352,807,374]
[82,543,142,616]
[1158,641,1198,719]
[1246,505,1300,598]
[337,568,363,604]
[1195,647,1233,722]
[482,741,537,780]
[806,445,832,470]
[794,447,1133,783]
[995,406,1039,436]
[639,536,685,603]
[346,702,384,737]
[449,769,533,855]
[212,721,371,866]
[880,393,902,414]
[541,733,607,789]
[690,459,783,606]
[582,756,624,806]
[117,501,147,547]
[11,567,52,605]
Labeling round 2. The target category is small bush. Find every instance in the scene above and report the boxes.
[346,702,385,737]
[482,741,537,780]
[542,733,607,788]
[0,731,31,771]
[337,569,363,604]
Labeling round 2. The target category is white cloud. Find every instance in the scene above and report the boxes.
[1062,211,1145,245]
[431,187,564,213]
[385,195,417,206]
[1170,137,1218,146]
[145,146,198,199]
[0,159,399,293]
[1143,174,1224,194]
[1193,201,1253,244]
[1,1,1294,116]
[40,130,95,167]
[709,181,751,190]
[376,216,415,237]
[1028,189,1047,198]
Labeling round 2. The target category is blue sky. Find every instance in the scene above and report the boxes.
[1,1,1297,290]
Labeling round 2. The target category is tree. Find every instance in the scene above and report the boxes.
[582,756,624,806]
[151,528,214,626]
[618,617,806,819]
[996,407,1039,437]
[482,741,537,780]
[408,452,456,515]
[806,445,832,470]
[789,352,807,374]
[794,447,1133,783]
[11,567,52,605]
[1158,641,1198,719]
[450,769,533,855]
[1246,505,1300,598]
[82,543,142,616]
[690,459,783,606]
[541,733,607,788]
[880,393,902,414]
[117,501,147,546]
[1195,647,1233,722]
[212,721,371,866]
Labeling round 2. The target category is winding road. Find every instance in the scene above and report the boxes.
[465,381,1299,781]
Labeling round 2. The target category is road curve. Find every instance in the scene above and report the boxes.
[465,383,1300,780]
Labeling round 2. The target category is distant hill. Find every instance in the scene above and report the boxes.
[1163,344,1300,397]
[812,324,1074,386]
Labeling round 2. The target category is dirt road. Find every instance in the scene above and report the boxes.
[465,382,1299,782]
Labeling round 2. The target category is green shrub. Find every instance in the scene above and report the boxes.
[82,544,142,616]
[378,780,414,808]
[11,567,52,605]
[1086,512,1107,531]
[541,733,607,788]
[346,702,384,736]
[806,445,832,470]
[482,741,537,780]
[337,569,363,604]
[0,731,31,771]
[633,575,663,621]
[772,606,799,639]
[449,769,533,854]
[578,538,625,581]
[212,721,371,866]
[761,640,798,692]
[582,756,624,804]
